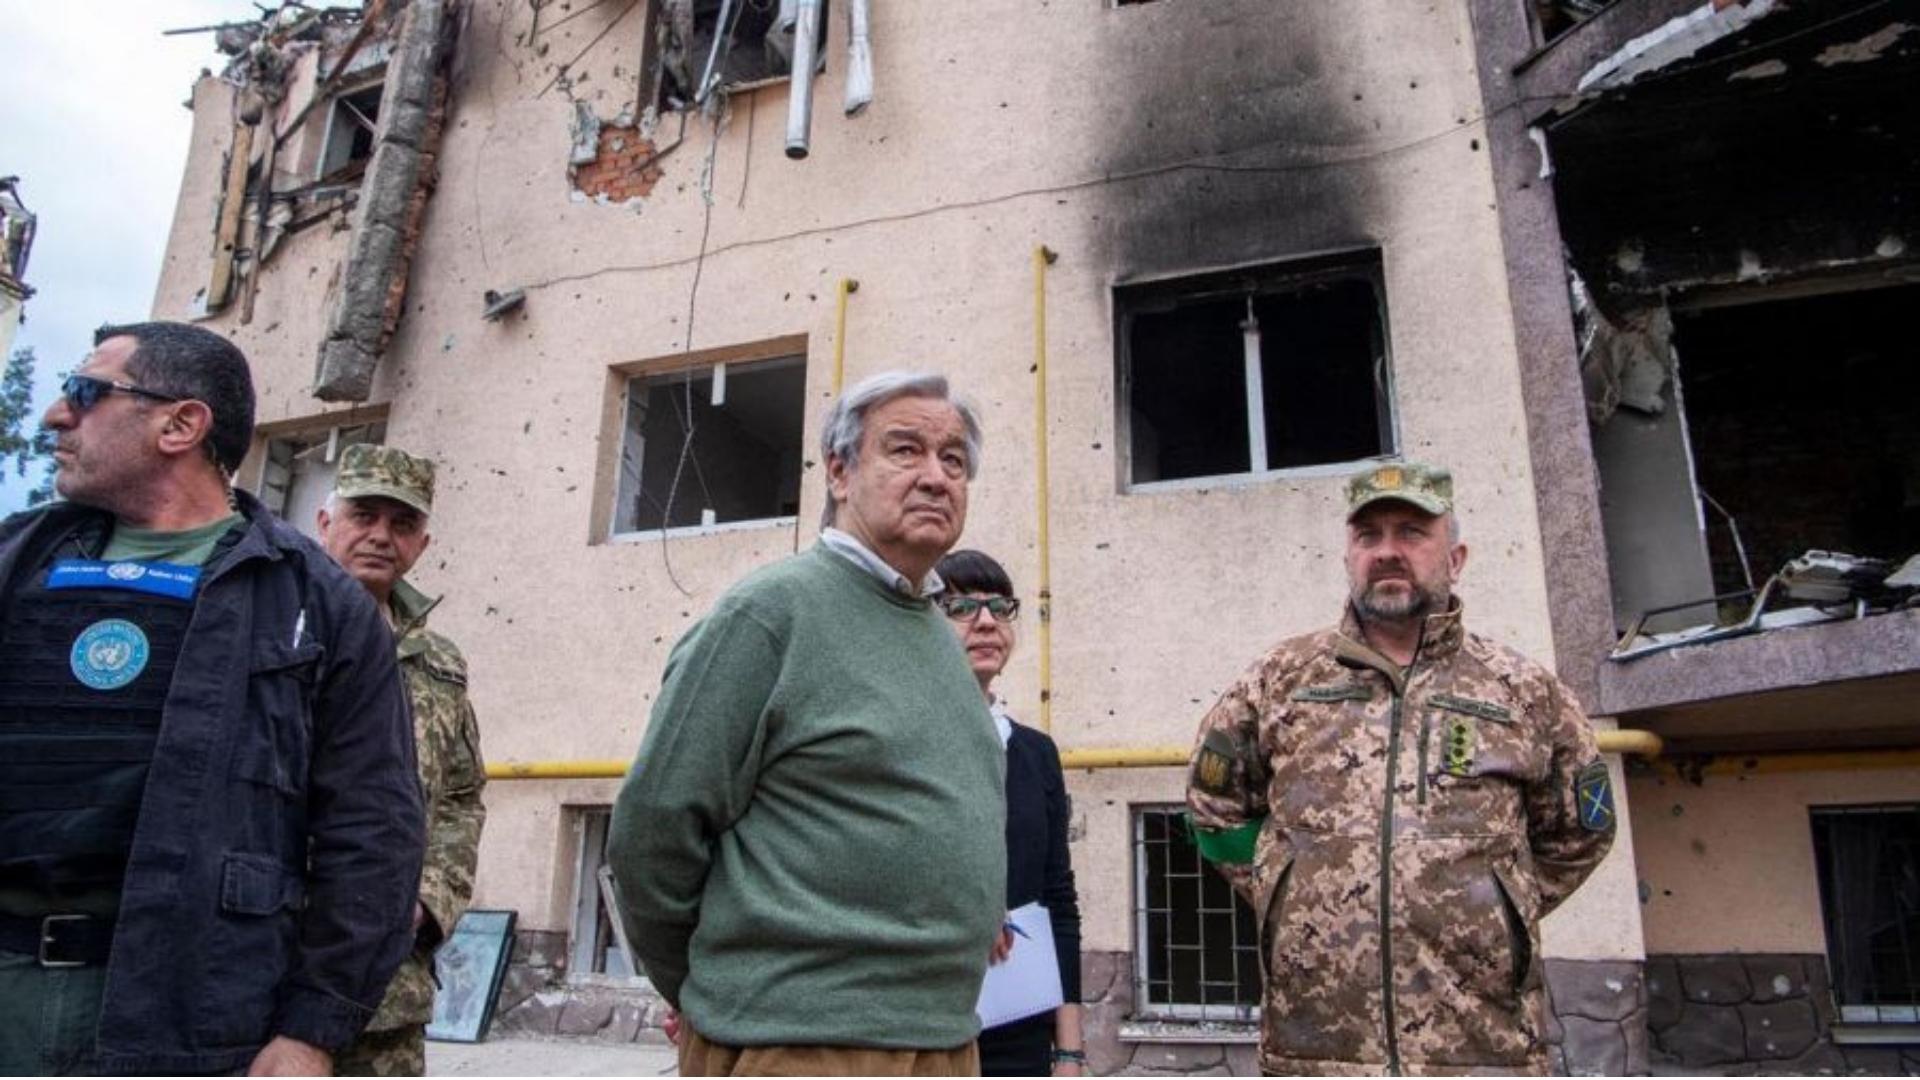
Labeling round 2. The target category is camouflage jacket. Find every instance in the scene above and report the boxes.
[1186,600,1614,1076]
[364,579,488,1032]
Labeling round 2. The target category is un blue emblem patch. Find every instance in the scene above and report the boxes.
[1576,760,1615,833]
[70,619,150,691]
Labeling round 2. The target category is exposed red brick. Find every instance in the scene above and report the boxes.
[570,123,663,203]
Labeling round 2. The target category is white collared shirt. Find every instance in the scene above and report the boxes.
[820,527,946,598]
[989,697,1015,748]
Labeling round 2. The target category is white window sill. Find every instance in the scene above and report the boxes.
[1126,456,1398,496]
[608,516,798,544]
[1832,1022,1920,1045]
[1118,1019,1259,1044]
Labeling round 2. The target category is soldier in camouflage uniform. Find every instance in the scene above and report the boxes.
[1186,462,1615,1076]
[318,445,488,1076]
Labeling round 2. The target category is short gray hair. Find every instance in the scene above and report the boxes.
[819,371,983,528]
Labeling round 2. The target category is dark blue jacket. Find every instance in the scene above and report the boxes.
[0,492,424,1075]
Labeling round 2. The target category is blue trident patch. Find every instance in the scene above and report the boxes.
[1576,761,1615,832]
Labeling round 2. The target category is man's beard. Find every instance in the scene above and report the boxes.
[1351,578,1447,625]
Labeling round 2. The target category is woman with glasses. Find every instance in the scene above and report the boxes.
[934,550,1086,1077]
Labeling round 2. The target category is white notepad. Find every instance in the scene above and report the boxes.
[975,901,1065,1030]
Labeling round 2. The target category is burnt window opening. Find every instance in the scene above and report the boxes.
[650,0,831,112]
[1811,805,1920,1025]
[1133,807,1261,1022]
[1117,252,1396,488]
[1593,282,1920,636]
[1678,285,1920,601]
[611,355,806,536]
[1529,0,1621,45]
[317,82,383,181]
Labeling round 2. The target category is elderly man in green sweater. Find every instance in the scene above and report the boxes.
[609,371,1006,1077]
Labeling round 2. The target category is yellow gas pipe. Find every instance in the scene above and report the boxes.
[831,278,858,393]
[487,729,1667,780]
[1032,245,1057,734]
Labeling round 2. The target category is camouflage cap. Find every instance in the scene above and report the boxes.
[334,444,436,516]
[1346,461,1452,520]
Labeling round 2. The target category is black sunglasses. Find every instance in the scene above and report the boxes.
[62,374,184,413]
[939,595,1020,622]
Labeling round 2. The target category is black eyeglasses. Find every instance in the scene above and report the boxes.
[61,374,183,414]
[939,595,1020,622]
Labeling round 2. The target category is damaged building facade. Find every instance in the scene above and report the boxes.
[145,0,1915,1073]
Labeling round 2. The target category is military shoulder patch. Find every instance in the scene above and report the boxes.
[1576,760,1616,833]
[1429,692,1514,724]
[1290,682,1372,704]
[1190,729,1241,796]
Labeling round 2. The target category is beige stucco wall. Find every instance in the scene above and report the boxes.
[1630,765,1920,955]
[151,0,1640,962]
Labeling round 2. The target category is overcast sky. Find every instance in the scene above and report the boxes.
[0,1,272,512]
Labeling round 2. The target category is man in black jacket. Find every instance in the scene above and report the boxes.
[0,322,424,1075]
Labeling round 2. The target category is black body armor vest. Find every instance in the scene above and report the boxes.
[0,557,197,895]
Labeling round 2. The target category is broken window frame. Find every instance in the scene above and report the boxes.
[314,76,387,182]
[639,0,832,113]
[1131,805,1263,1023]
[605,343,808,543]
[1114,249,1399,493]
[566,806,643,983]
[251,418,389,538]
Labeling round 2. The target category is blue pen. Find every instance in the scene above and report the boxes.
[1004,921,1031,941]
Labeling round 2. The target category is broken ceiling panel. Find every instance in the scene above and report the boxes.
[1546,0,1920,311]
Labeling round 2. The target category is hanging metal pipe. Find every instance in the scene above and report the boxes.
[1033,246,1057,733]
[843,0,873,115]
[784,0,821,158]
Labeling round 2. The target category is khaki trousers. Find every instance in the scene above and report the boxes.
[679,1026,981,1077]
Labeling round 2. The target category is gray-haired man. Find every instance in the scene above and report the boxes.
[609,372,1006,1076]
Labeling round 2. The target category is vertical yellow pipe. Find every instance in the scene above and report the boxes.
[832,278,858,393]
[1032,246,1057,733]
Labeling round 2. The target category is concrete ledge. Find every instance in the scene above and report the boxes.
[1597,608,1920,718]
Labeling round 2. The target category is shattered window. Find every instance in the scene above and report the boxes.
[1811,805,1920,1025]
[1133,806,1261,1021]
[1116,251,1396,487]
[317,82,383,181]
[649,0,831,111]
[256,421,387,539]
[612,355,806,536]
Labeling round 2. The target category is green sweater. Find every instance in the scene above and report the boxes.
[609,544,1006,1049]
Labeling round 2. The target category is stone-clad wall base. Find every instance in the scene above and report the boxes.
[1544,958,1650,1075]
[1647,953,1920,1075]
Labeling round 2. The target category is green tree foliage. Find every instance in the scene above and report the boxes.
[1,345,54,505]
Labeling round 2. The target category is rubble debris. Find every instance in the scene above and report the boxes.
[1571,270,1673,424]
[314,0,461,402]
[1613,549,1920,661]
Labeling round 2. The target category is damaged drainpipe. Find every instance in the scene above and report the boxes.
[785,0,821,158]
[844,0,872,116]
